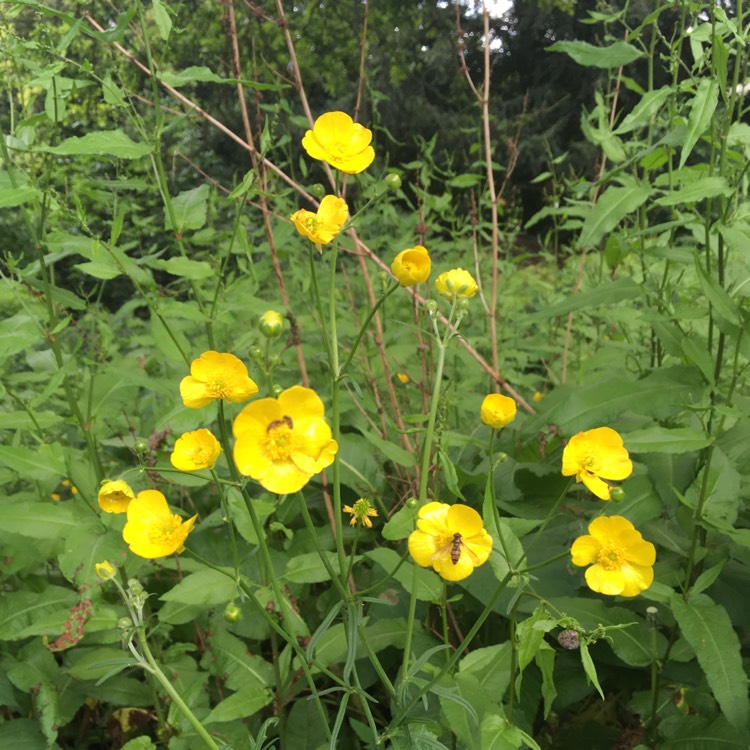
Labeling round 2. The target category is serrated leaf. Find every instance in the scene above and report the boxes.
[41,130,150,159]
[578,183,651,247]
[623,426,712,454]
[680,79,719,168]
[670,592,750,731]
[548,40,642,68]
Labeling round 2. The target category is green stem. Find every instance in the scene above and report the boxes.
[138,631,219,749]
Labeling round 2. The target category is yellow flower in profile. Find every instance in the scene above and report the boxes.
[233,385,338,495]
[435,268,478,300]
[301,111,375,174]
[180,351,259,409]
[122,490,197,559]
[562,426,633,501]
[391,246,431,286]
[95,561,116,581]
[170,429,222,472]
[98,479,136,514]
[480,393,517,429]
[570,515,655,597]
[343,498,378,528]
[396,372,410,384]
[51,493,62,502]
[408,502,493,582]
[291,195,349,247]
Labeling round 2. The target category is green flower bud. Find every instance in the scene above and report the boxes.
[609,486,625,502]
[385,173,402,191]
[267,353,281,368]
[118,617,133,632]
[425,300,438,315]
[223,603,243,623]
[310,183,325,199]
[406,497,419,510]
[134,439,149,454]
[272,383,284,398]
[457,297,471,311]
[259,310,284,339]
[249,345,264,361]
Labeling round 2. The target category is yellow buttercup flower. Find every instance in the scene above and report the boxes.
[233,385,338,495]
[95,561,116,581]
[396,372,410,384]
[51,493,62,502]
[570,515,655,597]
[343,498,378,528]
[170,429,222,472]
[98,479,136,514]
[391,246,431,286]
[408,502,493,582]
[180,351,259,409]
[562,426,633,501]
[435,268,478,300]
[291,195,349,247]
[122,489,197,559]
[301,111,375,174]
[480,393,517,429]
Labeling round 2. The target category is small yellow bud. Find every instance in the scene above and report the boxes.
[95,561,116,581]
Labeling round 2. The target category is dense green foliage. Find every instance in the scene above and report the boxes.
[1,1,749,749]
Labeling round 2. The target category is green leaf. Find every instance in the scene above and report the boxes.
[365,547,441,601]
[526,279,641,321]
[654,177,732,206]
[0,185,38,208]
[41,130,151,159]
[148,257,214,280]
[536,643,557,719]
[166,184,210,233]
[578,183,651,247]
[623,426,712,454]
[0,312,43,358]
[122,737,158,750]
[202,629,275,692]
[381,504,417,541]
[681,336,715,385]
[0,585,77,640]
[388,725,450,749]
[670,592,750,731]
[479,713,525,750]
[579,641,604,699]
[458,643,513,695]
[448,173,483,188]
[285,551,340,583]
[548,40,642,68]
[151,0,172,40]
[0,500,77,537]
[694,259,741,326]
[0,719,47,750]
[204,687,272,724]
[160,569,236,608]
[614,86,671,134]
[680,79,719,168]
[159,67,284,90]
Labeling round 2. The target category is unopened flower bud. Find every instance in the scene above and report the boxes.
[249,345,264,361]
[127,579,144,597]
[609,486,625,502]
[406,497,419,510]
[457,297,470,311]
[385,173,402,191]
[118,617,133,632]
[267,353,281,368]
[223,603,243,623]
[425,300,438,315]
[259,310,284,339]
[272,383,284,397]
[95,561,116,581]
[310,183,325,199]
[134,439,149,454]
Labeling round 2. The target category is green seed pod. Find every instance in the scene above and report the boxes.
[609,486,625,502]
[406,497,419,510]
[223,603,243,623]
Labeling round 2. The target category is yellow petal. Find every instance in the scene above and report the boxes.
[408,529,440,568]
[416,502,450,536]
[446,504,484,537]
[233,398,282,438]
[587,515,634,542]
[279,386,325,420]
[433,554,475,582]
[619,562,654,596]
[570,534,602,566]
[585,563,625,595]
[179,376,213,409]
[233,434,273,479]
[462,531,493,565]
[580,471,612,500]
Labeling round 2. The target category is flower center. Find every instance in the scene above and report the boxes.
[149,515,183,547]
[208,378,229,399]
[596,543,625,571]
[264,416,295,461]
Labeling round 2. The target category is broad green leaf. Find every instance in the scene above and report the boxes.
[365,547,441,601]
[579,641,604,699]
[160,569,235,607]
[359,428,415,468]
[122,737,158,750]
[0,312,43,358]
[526,279,641,321]
[680,79,719,168]
[670,592,749,731]
[0,185,38,208]
[654,177,732,206]
[536,644,557,719]
[58,522,125,588]
[438,677,479,748]
[0,500,77,537]
[381,504,417,541]
[147,257,214,280]
[681,336,715,385]
[660,715,747,749]
[0,719,48,750]
[64,647,136,680]
[548,40,642,68]
[0,585,77,640]
[694,259,741,326]
[41,130,151,159]
[165,184,210,233]
[622,427,711,454]
[578,183,651,247]
[202,629,275,692]
[388,725,450,749]
[448,173,483,188]
[459,643,512,695]
[285,551,340,583]
[152,0,172,40]
[479,713,525,750]
[159,66,283,90]
[204,687,272,724]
